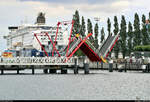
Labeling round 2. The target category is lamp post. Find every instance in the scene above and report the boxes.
[94,17,100,48]
[94,17,100,24]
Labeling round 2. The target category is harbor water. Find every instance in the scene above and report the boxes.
[0,69,149,100]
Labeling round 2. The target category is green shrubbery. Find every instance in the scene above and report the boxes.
[134,45,150,51]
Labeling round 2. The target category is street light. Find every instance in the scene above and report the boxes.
[94,17,100,23]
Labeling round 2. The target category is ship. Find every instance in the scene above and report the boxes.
[3,12,69,57]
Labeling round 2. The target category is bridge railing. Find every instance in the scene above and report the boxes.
[0,57,77,65]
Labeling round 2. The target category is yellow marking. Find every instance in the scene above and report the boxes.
[2,52,13,58]
[75,33,80,38]
[100,56,107,63]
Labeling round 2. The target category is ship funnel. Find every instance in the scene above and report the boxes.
[36,12,46,25]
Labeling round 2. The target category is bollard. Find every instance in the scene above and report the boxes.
[84,63,89,74]
[124,62,127,72]
[145,65,148,73]
[31,66,35,74]
[148,63,150,72]
[1,69,4,75]
[146,63,149,72]
[129,63,130,70]
[49,69,56,74]
[74,58,78,74]
[101,62,103,69]
[32,68,35,74]
[116,63,118,69]
[84,57,89,74]
[145,64,148,73]
[43,69,48,74]
[74,65,78,74]
[17,69,20,74]
[109,58,113,72]
[147,64,149,72]
[97,62,98,69]
[109,63,113,72]
[61,68,67,74]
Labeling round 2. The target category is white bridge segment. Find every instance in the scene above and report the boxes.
[0,57,77,65]
[103,33,120,57]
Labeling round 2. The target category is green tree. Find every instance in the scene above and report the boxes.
[147,12,150,38]
[107,18,112,57]
[127,22,133,56]
[94,23,99,49]
[100,27,105,43]
[141,14,149,45]
[87,18,94,44]
[107,18,111,36]
[133,13,141,47]
[120,15,127,58]
[72,10,84,56]
[80,16,86,37]
[72,10,80,35]
[149,12,150,20]
[113,16,119,58]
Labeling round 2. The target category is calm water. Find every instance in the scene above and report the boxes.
[0,69,149,100]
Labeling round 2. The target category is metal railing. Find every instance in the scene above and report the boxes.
[85,39,97,53]
[103,34,119,57]
[77,60,147,71]
[80,34,119,61]
[0,57,77,66]
[67,38,81,56]
[61,38,79,56]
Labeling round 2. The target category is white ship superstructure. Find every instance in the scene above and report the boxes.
[5,25,68,50]
[3,12,69,57]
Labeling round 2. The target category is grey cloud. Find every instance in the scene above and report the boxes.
[19,0,116,4]
[19,0,131,14]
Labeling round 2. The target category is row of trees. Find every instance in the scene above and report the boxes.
[73,10,104,56]
[72,10,103,49]
[72,10,150,58]
[113,13,150,58]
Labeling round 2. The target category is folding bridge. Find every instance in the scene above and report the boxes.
[35,20,119,63]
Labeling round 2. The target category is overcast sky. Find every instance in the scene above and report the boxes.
[0,0,150,53]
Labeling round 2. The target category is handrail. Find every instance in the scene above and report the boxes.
[67,39,81,56]
[99,34,111,53]
[85,40,97,53]
[0,57,76,65]
[104,33,119,57]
